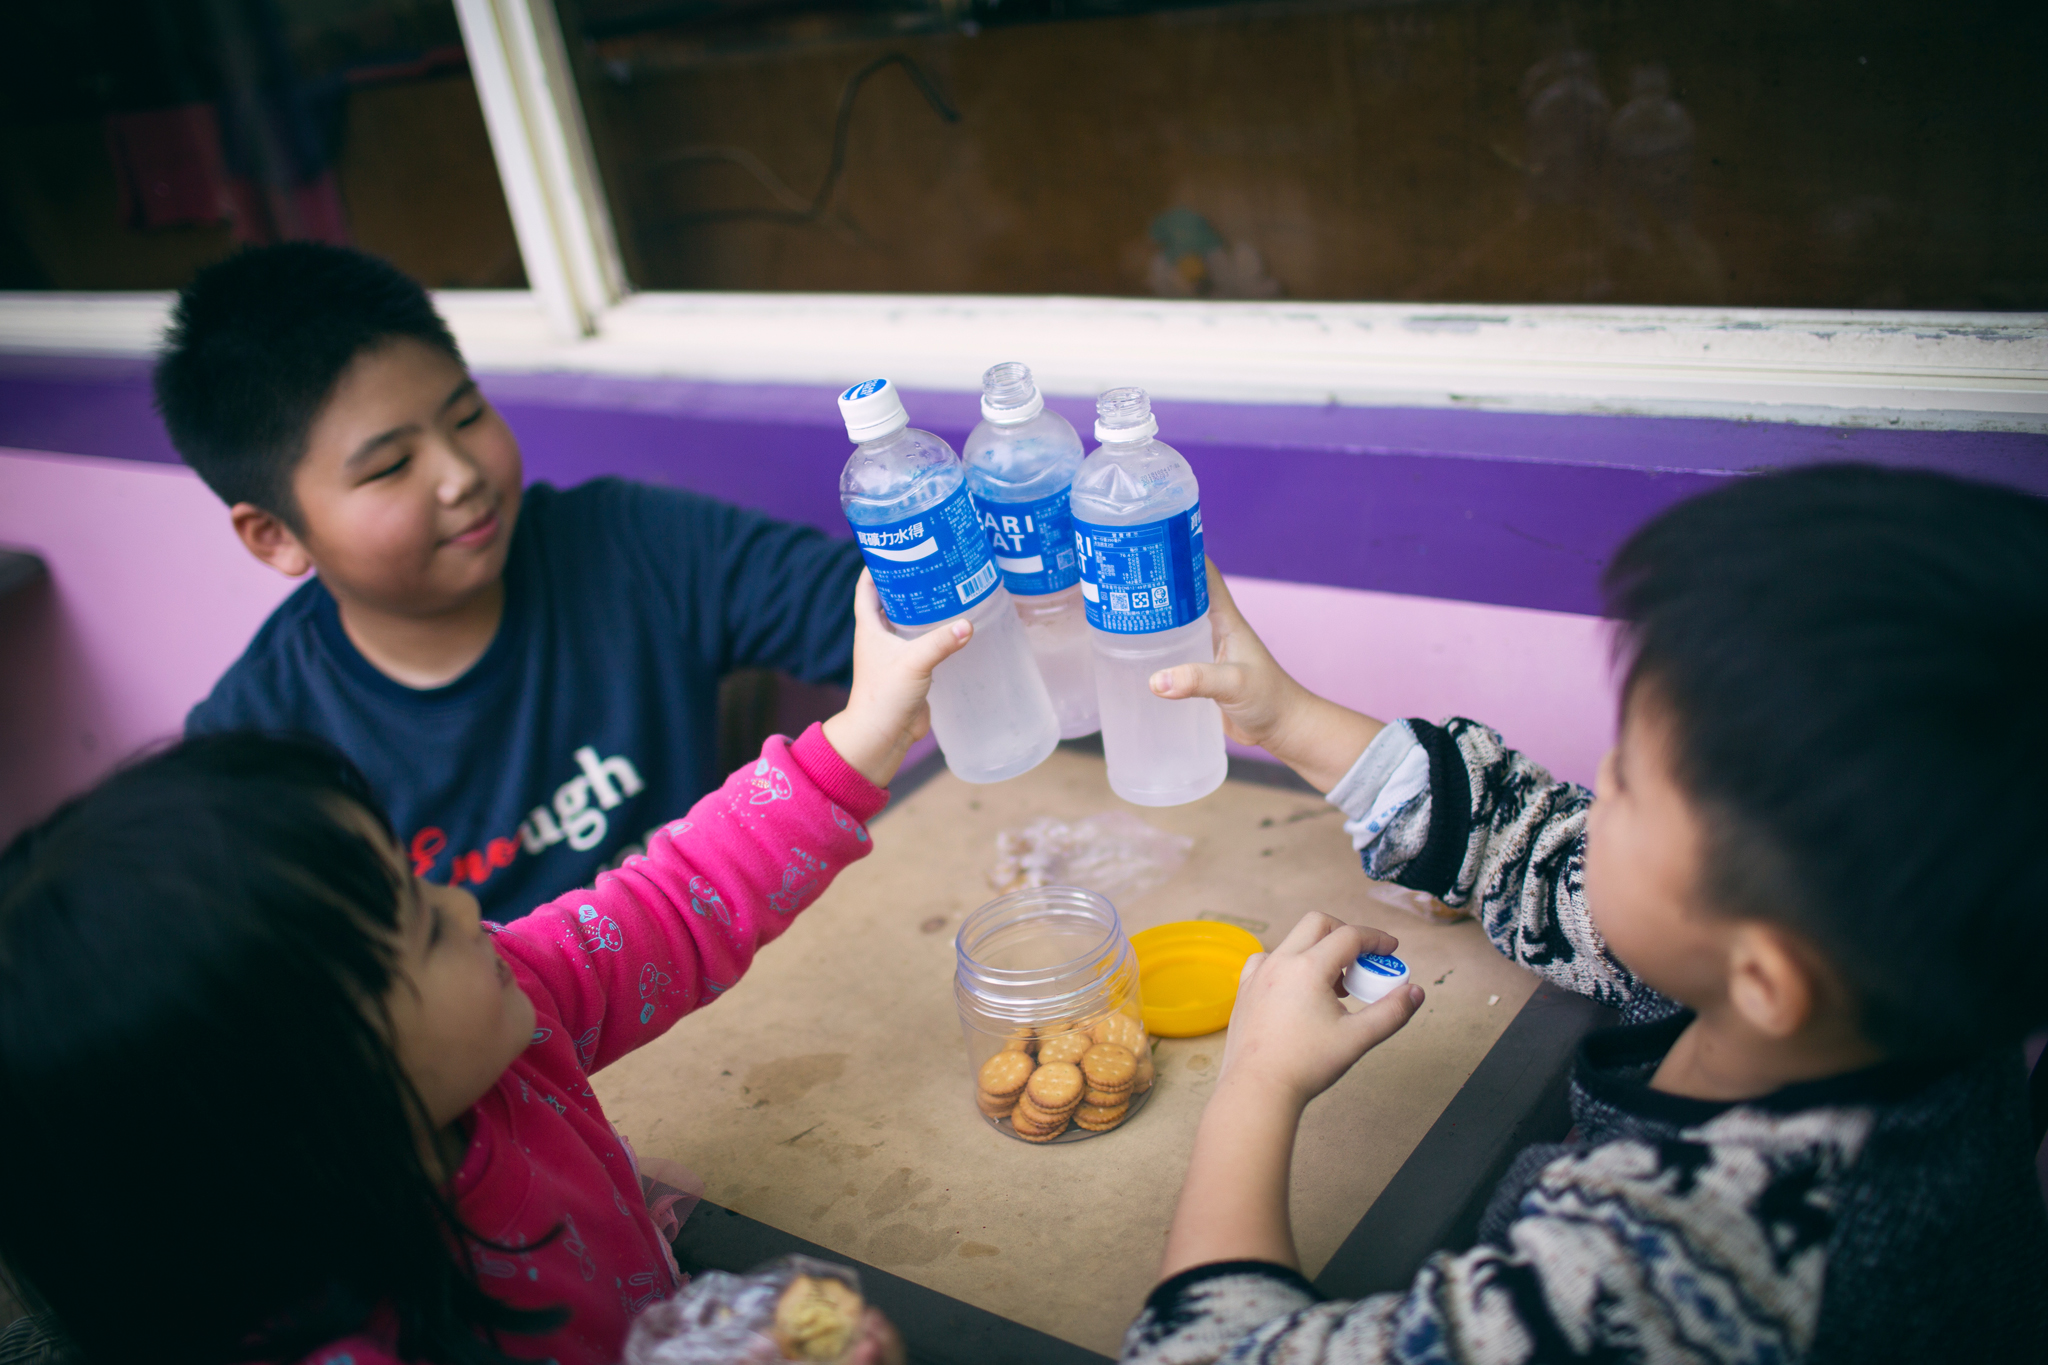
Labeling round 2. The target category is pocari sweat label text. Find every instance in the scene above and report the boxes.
[976,487,1079,596]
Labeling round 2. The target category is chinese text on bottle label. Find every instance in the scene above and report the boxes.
[852,483,1001,626]
[1074,505,1208,634]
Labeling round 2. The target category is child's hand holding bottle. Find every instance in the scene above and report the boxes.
[822,570,975,787]
[1145,561,1386,794]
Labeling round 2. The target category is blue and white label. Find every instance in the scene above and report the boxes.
[1074,504,1207,634]
[975,488,1079,596]
[1342,951,1409,1003]
[849,483,1000,626]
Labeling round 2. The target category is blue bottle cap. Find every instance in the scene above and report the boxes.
[1342,952,1410,1004]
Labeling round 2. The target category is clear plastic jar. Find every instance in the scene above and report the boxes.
[954,886,1155,1143]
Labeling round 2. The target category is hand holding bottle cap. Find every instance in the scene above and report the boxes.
[1342,952,1409,1004]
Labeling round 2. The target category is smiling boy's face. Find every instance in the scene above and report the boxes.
[286,336,523,617]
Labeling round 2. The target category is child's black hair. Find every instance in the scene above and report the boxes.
[154,243,463,530]
[1604,462,2048,1059]
[0,733,560,1364]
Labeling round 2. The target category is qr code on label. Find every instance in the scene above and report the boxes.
[1109,590,1130,612]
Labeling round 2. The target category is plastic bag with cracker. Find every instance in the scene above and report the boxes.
[623,1255,868,1365]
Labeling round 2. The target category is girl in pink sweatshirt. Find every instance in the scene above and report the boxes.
[0,575,961,1365]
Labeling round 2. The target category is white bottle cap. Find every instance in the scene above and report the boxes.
[839,378,909,443]
[1342,952,1410,1004]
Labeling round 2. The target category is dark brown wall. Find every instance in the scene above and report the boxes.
[582,0,2047,306]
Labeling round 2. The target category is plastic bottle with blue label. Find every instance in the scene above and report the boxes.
[962,362,1100,740]
[837,378,1059,784]
[1070,388,1227,806]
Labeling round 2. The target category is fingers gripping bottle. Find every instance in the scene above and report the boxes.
[1071,389,1227,806]
[963,362,1101,740]
[837,378,1060,783]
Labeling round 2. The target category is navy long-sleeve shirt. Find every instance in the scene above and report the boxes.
[187,478,863,919]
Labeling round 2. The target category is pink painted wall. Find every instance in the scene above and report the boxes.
[1225,575,1615,789]
[0,448,1615,844]
[0,448,296,839]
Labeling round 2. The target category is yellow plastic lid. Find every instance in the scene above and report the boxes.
[1130,920,1266,1038]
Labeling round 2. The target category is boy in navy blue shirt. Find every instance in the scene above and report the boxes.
[160,244,862,919]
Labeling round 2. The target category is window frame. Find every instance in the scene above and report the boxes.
[0,0,2042,431]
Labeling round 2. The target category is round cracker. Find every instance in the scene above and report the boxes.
[977,1049,1034,1098]
[1025,1060,1084,1110]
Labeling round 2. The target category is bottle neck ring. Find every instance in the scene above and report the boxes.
[1093,416,1159,444]
[982,389,1046,425]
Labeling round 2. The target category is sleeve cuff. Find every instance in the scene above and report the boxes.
[1398,718,1475,897]
[1145,1259,1321,1314]
[791,723,890,823]
[1129,1261,1320,1357]
[1327,720,1429,853]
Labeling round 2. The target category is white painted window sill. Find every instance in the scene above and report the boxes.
[2,290,2042,431]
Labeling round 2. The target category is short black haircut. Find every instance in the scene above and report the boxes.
[1604,462,2048,1059]
[154,243,463,530]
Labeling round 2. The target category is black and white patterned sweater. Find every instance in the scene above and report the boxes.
[1122,717,2048,1365]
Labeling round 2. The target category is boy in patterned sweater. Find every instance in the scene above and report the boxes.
[1128,465,2048,1364]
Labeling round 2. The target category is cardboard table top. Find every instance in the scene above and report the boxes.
[591,746,1538,1358]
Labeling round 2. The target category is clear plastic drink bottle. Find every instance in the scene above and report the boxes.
[837,378,1060,784]
[962,362,1100,740]
[1070,388,1227,806]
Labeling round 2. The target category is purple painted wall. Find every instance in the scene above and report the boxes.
[4,355,2044,617]
[0,447,1617,845]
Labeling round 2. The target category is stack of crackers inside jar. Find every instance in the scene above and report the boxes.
[974,1011,1155,1142]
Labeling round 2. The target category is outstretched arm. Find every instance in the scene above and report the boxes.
[495,725,885,1073]
[495,571,970,1070]
[1160,912,1426,1281]
[1129,1100,1832,1365]
[1348,718,1640,1008]
[1152,562,1638,1007]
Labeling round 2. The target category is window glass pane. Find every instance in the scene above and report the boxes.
[0,0,523,290]
[565,0,2045,307]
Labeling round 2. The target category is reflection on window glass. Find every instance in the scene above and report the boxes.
[566,0,2046,307]
[0,0,522,290]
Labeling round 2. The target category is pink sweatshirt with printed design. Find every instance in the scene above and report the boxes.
[297,724,886,1365]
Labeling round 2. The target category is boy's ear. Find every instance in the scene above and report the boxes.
[230,502,314,578]
[1725,921,1821,1041]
